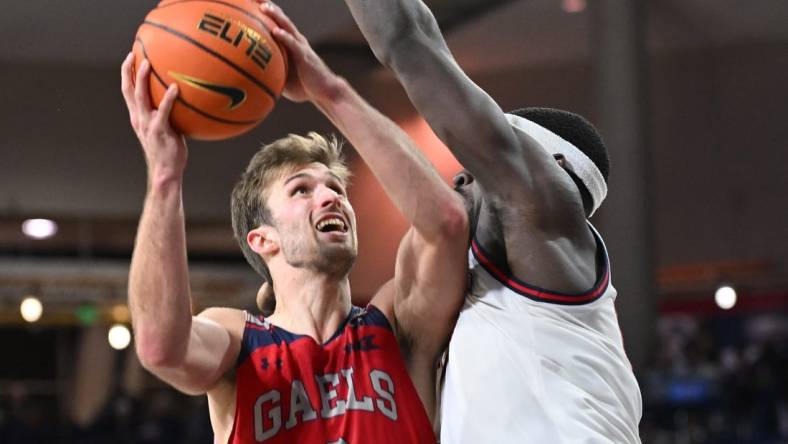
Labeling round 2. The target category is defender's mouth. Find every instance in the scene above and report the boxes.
[315,217,348,233]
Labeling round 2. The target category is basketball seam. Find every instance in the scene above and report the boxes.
[141,19,279,101]
[136,37,263,126]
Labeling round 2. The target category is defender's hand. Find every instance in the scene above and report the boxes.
[121,52,188,185]
[259,1,342,103]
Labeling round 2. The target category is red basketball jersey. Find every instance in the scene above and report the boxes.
[227,305,436,444]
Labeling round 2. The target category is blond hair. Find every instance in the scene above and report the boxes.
[230,132,351,292]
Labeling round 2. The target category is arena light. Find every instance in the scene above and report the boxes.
[20,296,43,323]
[108,324,132,350]
[562,0,586,13]
[714,285,737,310]
[21,218,58,240]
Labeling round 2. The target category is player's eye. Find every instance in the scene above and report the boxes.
[292,186,309,196]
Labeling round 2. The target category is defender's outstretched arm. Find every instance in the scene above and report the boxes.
[342,0,571,219]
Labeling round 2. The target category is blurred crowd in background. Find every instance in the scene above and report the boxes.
[640,311,787,443]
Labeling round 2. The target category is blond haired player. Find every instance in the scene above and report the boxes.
[121,2,467,442]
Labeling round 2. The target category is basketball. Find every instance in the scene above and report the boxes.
[132,0,288,140]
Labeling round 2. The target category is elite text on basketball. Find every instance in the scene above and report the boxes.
[198,12,273,70]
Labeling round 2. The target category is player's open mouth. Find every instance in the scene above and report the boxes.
[315,217,348,233]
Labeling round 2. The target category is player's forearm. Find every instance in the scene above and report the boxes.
[128,180,193,369]
[313,78,466,240]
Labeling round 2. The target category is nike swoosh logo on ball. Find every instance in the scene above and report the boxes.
[169,71,247,110]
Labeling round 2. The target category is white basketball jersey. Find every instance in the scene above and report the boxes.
[440,225,642,443]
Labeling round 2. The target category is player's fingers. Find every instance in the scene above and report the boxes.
[260,1,302,41]
[134,59,153,117]
[153,84,179,127]
[120,52,137,114]
[270,26,300,55]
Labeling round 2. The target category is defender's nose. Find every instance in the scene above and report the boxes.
[453,171,474,188]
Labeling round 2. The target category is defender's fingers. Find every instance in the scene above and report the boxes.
[154,84,179,126]
[134,59,153,115]
[121,52,137,113]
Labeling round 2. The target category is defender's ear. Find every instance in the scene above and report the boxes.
[553,153,567,169]
[247,226,279,257]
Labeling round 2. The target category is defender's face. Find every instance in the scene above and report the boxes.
[265,162,357,274]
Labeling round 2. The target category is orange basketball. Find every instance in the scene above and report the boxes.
[132,0,288,140]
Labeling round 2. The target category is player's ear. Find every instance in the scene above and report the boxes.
[248,226,279,257]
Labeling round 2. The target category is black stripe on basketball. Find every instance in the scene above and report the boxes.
[136,38,261,126]
[141,20,279,101]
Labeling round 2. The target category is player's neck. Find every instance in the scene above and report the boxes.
[267,269,352,343]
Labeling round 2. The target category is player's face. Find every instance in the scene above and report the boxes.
[453,169,482,229]
[265,162,357,275]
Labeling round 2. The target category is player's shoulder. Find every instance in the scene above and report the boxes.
[197,307,246,337]
[197,306,245,322]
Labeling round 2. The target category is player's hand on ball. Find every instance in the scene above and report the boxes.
[121,52,188,183]
[259,1,341,104]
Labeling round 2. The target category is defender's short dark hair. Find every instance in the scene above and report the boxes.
[508,107,610,182]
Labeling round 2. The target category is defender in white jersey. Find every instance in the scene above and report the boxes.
[338,0,643,441]
[442,224,642,443]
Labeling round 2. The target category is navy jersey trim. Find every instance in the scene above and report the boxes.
[236,311,276,368]
[358,304,394,330]
[324,306,364,344]
[470,225,610,305]
[236,305,392,367]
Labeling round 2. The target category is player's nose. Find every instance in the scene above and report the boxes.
[316,185,341,208]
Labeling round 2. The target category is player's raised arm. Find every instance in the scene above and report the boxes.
[260,1,467,258]
[122,53,242,395]
[261,2,466,242]
[261,1,468,416]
